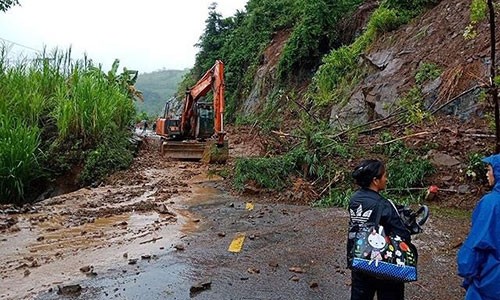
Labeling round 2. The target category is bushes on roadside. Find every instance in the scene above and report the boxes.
[79,133,134,186]
[234,154,298,191]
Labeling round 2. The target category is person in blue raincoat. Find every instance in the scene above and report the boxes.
[457,154,500,300]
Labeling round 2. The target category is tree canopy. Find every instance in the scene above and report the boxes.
[0,0,20,12]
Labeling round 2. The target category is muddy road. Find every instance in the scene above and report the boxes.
[0,135,469,299]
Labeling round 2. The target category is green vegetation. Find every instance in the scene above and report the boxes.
[53,66,135,144]
[415,62,442,85]
[310,129,435,208]
[385,0,439,11]
[234,122,357,207]
[470,0,488,24]
[207,166,231,179]
[387,158,434,190]
[377,132,435,185]
[465,152,488,182]
[0,114,41,203]
[429,205,471,219]
[313,187,354,208]
[78,133,134,185]
[464,0,488,39]
[234,154,298,191]
[277,0,363,83]
[392,62,441,125]
[232,120,353,191]
[397,87,431,124]
[0,48,138,203]
[311,5,411,107]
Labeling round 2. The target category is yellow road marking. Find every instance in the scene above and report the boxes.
[228,233,246,253]
[246,202,254,211]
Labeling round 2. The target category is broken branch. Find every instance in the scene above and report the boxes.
[376,131,431,146]
[271,130,304,139]
[139,236,163,244]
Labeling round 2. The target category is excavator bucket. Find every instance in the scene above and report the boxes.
[161,140,228,163]
[161,141,206,160]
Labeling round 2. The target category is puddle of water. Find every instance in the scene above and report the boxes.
[1,170,231,300]
[35,258,192,300]
[0,211,185,300]
[174,183,227,235]
[185,185,224,206]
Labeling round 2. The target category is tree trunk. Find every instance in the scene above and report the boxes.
[488,0,500,153]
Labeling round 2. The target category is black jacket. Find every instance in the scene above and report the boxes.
[348,188,410,241]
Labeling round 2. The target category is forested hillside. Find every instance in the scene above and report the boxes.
[134,69,188,116]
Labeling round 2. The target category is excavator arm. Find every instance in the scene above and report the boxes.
[180,60,225,145]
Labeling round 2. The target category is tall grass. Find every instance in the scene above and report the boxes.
[53,69,135,146]
[0,47,137,203]
[0,114,41,203]
[0,65,57,127]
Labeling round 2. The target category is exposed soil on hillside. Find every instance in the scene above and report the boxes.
[370,0,492,94]
[245,0,497,211]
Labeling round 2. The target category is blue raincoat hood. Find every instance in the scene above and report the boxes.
[482,154,500,192]
[457,154,500,299]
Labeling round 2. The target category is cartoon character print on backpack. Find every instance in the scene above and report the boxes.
[366,225,387,266]
[387,235,417,267]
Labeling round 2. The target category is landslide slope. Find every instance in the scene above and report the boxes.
[239,0,497,209]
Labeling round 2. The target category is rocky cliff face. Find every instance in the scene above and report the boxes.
[241,30,291,115]
[331,0,493,127]
[243,0,496,127]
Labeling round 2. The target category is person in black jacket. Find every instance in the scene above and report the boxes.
[348,159,410,300]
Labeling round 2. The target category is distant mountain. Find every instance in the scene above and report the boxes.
[134,69,188,116]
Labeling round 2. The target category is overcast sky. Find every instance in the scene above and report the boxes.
[0,0,247,73]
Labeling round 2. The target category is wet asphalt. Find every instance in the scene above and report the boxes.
[34,180,351,300]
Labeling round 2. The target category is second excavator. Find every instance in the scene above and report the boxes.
[155,60,228,163]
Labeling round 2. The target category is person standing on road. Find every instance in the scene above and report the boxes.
[347,159,410,300]
[457,154,500,300]
[142,120,148,134]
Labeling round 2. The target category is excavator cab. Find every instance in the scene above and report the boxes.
[165,119,181,139]
[155,98,182,139]
[155,116,181,140]
[195,102,214,140]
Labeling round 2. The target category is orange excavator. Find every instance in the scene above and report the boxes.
[155,60,228,162]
